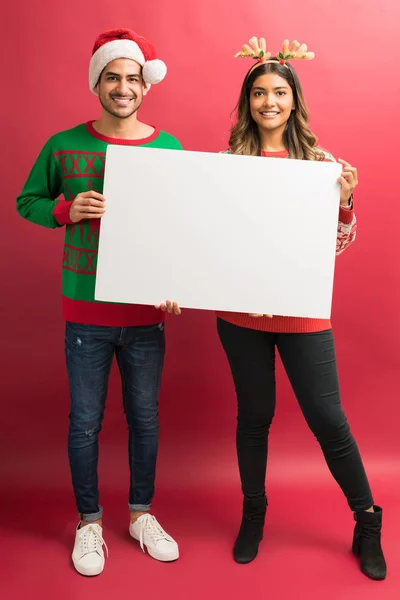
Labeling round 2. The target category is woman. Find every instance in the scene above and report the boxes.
[215,38,386,580]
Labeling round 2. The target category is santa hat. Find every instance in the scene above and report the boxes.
[89,28,167,94]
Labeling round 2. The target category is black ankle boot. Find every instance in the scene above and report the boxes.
[234,496,267,564]
[352,505,387,580]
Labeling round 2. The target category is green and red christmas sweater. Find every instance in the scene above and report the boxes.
[17,121,182,326]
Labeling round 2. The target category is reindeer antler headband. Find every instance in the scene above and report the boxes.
[234,37,315,68]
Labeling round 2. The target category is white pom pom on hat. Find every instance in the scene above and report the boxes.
[89,28,167,94]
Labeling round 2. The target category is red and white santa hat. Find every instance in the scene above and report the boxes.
[89,28,167,94]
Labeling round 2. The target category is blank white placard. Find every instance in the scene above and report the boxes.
[95,146,342,319]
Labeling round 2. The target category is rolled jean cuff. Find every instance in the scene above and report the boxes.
[129,503,151,512]
[80,507,103,522]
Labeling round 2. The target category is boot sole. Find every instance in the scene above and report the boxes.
[234,553,259,564]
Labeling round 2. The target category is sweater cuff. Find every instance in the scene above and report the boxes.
[339,204,354,224]
[53,200,74,225]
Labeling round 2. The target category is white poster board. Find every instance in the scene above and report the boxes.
[95,146,342,319]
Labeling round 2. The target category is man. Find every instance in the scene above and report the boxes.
[16,28,181,576]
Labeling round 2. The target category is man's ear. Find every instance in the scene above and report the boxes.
[142,83,149,96]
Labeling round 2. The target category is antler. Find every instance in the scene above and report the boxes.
[277,39,315,64]
[234,37,315,69]
[234,36,272,62]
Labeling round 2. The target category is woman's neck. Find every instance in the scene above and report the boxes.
[258,127,286,153]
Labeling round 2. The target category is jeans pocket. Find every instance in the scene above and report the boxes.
[65,322,84,349]
[65,322,112,350]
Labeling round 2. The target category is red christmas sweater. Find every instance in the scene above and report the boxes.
[216,149,357,333]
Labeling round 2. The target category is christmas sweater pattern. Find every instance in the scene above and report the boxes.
[17,121,183,325]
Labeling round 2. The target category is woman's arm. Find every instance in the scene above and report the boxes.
[337,206,357,255]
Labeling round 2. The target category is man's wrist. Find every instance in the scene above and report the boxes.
[53,199,75,225]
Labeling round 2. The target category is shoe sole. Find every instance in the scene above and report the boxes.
[234,554,258,564]
[129,531,179,562]
[72,559,105,576]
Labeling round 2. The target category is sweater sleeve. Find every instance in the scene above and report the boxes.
[336,204,357,255]
[320,150,357,256]
[16,138,69,229]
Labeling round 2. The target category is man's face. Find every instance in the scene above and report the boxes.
[95,58,148,119]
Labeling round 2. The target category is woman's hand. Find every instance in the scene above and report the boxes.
[155,300,182,315]
[338,159,358,206]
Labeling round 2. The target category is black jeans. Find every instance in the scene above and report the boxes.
[217,318,373,512]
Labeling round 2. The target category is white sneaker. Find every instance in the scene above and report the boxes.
[129,514,179,562]
[72,523,108,576]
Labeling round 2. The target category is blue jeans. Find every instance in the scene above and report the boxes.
[65,321,165,522]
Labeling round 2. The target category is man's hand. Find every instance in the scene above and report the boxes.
[248,313,273,318]
[155,301,182,315]
[69,191,106,223]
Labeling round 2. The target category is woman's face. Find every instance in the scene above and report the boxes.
[249,72,294,136]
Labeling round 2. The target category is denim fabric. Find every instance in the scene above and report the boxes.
[65,321,165,521]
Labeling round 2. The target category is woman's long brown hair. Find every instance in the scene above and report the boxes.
[229,61,323,161]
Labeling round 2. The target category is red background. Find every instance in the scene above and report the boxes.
[1,1,399,598]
